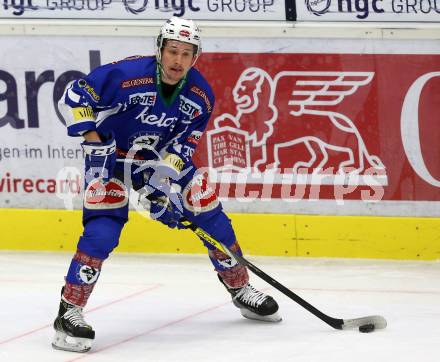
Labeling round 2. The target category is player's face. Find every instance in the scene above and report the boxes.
[160,40,196,85]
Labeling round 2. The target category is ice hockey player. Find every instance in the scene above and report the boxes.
[52,16,281,353]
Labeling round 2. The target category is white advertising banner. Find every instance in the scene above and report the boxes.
[298,0,440,22]
[0,0,286,20]
[1,35,440,215]
[0,37,151,209]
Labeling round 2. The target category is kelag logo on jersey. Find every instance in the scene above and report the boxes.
[179,95,202,120]
[129,91,157,106]
[137,111,178,127]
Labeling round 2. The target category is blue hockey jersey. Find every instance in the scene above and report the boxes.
[58,56,215,169]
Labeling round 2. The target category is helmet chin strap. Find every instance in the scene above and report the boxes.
[191,54,199,67]
[155,52,171,84]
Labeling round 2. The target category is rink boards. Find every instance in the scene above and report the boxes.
[1,32,440,261]
[1,209,439,260]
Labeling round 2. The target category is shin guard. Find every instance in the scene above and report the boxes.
[209,241,249,289]
[63,250,103,307]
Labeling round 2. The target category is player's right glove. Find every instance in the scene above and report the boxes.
[81,133,117,183]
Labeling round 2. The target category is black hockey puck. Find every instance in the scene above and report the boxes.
[359,323,375,333]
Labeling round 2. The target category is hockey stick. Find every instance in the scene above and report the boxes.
[181,219,387,332]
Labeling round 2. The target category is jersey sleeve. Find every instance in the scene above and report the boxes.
[58,64,124,137]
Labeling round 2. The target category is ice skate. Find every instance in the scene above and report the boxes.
[52,297,95,353]
[219,275,282,323]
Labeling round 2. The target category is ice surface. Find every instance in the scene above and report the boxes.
[0,251,439,362]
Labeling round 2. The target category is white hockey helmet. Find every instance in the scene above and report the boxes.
[156,16,202,65]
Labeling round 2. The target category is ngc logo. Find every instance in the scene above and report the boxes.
[305,0,331,16]
[305,0,385,19]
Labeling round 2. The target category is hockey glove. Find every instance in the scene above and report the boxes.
[148,192,185,229]
[81,133,117,183]
[138,172,185,229]
[135,153,189,229]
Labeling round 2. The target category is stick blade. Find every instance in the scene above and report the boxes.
[342,315,387,330]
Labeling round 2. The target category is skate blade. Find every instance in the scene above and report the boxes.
[52,330,92,353]
[240,309,282,323]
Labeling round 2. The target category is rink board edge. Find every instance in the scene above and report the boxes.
[0,208,439,260]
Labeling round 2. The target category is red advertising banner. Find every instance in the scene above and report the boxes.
[193,53,440,202]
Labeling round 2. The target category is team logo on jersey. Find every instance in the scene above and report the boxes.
[121,77,154,89]
[179,95,203,120]
[183,171,219,213]
[77,265,100,285]
[84,178,128,209]
[129,92,157,106]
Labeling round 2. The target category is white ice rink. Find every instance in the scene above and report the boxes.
[0,251,439,362]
